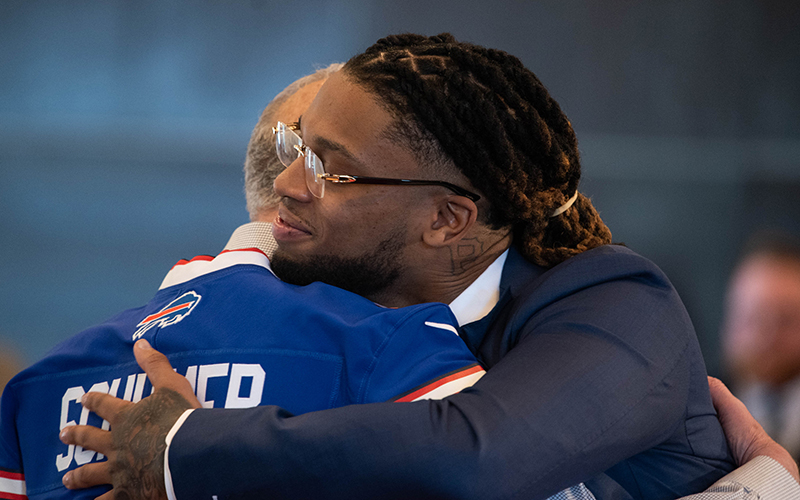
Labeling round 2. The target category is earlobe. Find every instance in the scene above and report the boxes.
[423,198,478,247]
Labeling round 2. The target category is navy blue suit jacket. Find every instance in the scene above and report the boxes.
[170,245,735,500]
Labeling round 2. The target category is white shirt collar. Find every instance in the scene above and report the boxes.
[158,223,277,290]
[223,221,278,257]
[448,249,509,326]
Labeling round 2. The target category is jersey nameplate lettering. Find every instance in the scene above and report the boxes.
[54,362,264,472]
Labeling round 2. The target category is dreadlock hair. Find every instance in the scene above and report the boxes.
[343,33,611,267]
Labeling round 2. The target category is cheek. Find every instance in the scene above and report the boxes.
[317,186,429,245]
[318,193,387,241]
[774,315,800,356]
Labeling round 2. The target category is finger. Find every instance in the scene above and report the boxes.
[133,339,180,387]
[707,376,754,428]
[708,378,800,479]
[707,376,730,414]
[134,340,200,407]
[60,425,114,456]
[707,376,735,413]
[80,392,133,424]
[62,462,112,489]
[708,376,768,461]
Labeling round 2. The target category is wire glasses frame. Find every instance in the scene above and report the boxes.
[272,121,481,201]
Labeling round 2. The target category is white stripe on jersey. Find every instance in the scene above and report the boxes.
[0,474,26,497]
[408,369,485,402]
[424,321,460,336]
[159,249,273,290]
[394,365,485,402]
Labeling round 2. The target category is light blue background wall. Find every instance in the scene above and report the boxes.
[2,0,799,375]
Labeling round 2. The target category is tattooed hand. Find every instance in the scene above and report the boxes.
[59,340,201,500]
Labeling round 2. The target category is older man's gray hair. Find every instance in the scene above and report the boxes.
[244,63,343,220]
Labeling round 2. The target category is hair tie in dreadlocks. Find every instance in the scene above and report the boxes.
[344,33,612,268]
[551,191,579,217]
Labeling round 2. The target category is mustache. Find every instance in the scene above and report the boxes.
[279,197,315,231]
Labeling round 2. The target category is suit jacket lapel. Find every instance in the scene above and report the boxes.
[460,247,546,366]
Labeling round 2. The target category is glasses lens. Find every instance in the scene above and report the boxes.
[304,150,325,198]
[275,122,302,168]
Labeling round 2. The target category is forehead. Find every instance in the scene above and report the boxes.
[275,79,327,124]
[300,72,421,177]
[303,71,391,134]
[733,255,800,303]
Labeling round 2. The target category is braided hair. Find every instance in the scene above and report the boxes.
[343,33,611,267]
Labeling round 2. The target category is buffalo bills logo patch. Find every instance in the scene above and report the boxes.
[133,291,201,340]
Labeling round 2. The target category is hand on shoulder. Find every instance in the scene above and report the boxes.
[708,376,799,483]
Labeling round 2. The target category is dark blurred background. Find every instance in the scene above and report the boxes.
[2,0,799,376]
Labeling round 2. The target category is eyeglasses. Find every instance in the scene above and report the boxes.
[272,121,480,201]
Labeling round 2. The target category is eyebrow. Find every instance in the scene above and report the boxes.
[298,115,367,169]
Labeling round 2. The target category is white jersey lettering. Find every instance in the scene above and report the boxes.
[54,362,267,470]
[225,364,266,408]
[197,363,229,408]
[55,386,84,472]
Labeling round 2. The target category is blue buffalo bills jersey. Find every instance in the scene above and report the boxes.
[0,242,483,500]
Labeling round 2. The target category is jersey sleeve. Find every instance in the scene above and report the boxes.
[0,383,27,500]
[358,303,484,404]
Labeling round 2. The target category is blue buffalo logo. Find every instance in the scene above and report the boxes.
[133,291,202,340]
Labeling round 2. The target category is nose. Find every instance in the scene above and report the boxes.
[274,156,313,203]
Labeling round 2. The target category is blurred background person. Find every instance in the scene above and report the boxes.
[722,231,800,460]
[0,340,25,395]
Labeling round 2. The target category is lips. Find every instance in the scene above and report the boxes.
[272,208,312,241]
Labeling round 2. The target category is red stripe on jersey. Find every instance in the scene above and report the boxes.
[0,470,26,500]
[393,364,484,402]
[0,492,27,500]
[0,472,22,482]
[170,249,269,271]
[138,302,193,324]
[219,247,269,258]
[170,254,215,270]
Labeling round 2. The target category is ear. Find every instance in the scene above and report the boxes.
[422,197,479,247]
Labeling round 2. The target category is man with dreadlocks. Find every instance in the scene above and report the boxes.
[62,34,800,500]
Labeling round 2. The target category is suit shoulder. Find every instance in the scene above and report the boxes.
[504,244,672,303]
